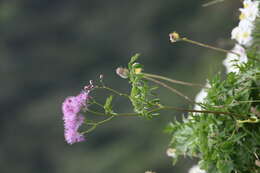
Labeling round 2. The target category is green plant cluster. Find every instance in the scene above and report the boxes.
[81,12,260,173]
[128,54,161,118]
[165,26,260,173]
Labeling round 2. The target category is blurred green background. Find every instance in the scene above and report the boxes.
[0,0,241,173]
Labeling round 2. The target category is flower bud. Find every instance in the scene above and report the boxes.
[116,67,129,79]
[169,32,180,43]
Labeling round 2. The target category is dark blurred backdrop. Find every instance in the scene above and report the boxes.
[0,0,241,173]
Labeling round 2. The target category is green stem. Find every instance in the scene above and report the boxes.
[202,0,224,7]
[142,72,204,88]
[90,100,105,109]
[144,76,195,104]
[86,109,138,117]
[148,105,245,118]
[96,86,129,98]
[237,100,260,103]
[182,37,239,56]
[86,104,244,118]
[82,116,115,134]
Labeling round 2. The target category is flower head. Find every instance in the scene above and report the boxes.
[223,44,248,74]
[239,0,259,21]
[116,67,129,79]
[231,20,254,46]
[169,32,180,43]
[62,89,91,144]
[194,82,210,110]
[243,0,259,9]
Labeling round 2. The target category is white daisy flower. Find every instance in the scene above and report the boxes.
[223,44,248,73]
[194,82,210,110]
[231,20,254,46]
[243,0,259,9]
[188,165,206,173]
[239,3,259,22]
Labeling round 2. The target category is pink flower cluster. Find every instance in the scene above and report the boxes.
[62,91,90,144]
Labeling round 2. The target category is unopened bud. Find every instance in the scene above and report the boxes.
[84,80,95,91]
[116,67,129,79]
[169,32,180,43]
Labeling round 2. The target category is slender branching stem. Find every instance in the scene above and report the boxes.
[202,0,224,7]
[181,37,240,56]
[86,109,137,117]
[86,105,244,119]
[142,72,204,88]
[144,76,195,104]
[148,105,245,118]
[237,100,260,103]
[82,116,115,134]
[90,100,105,109]
[96,86,129,98]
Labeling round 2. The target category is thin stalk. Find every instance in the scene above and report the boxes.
[237,100,260,103]
[90,100,104,109]
[86,109,138,117]
[181,37,240,56]
[82,116,115,134]
[144,76,195,104]
[148,106,245,118]
[96,86,129,98]
[86,105,244,118]
[142,72,204,88]
[202,0,224,7]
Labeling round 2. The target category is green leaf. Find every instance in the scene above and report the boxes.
[128,53,140,68]
[104,95,115,115]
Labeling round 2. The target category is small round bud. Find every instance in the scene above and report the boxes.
[116,67,129,79]
[84,80,95,91]
[169,32,180,43]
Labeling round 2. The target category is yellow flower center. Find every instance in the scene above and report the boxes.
[239,13,246,20]
[134,68,142,74]
[242,32,249,38]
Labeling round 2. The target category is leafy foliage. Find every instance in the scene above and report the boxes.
[104,95,116,115]
[128,54,160,118]
[166,38,260,173]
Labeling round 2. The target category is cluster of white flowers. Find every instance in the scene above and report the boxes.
[193,0,259,111]
[223,0,259,73]
[168,1,259,172]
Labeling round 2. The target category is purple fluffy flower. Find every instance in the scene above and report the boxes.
[62,91,90,145]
